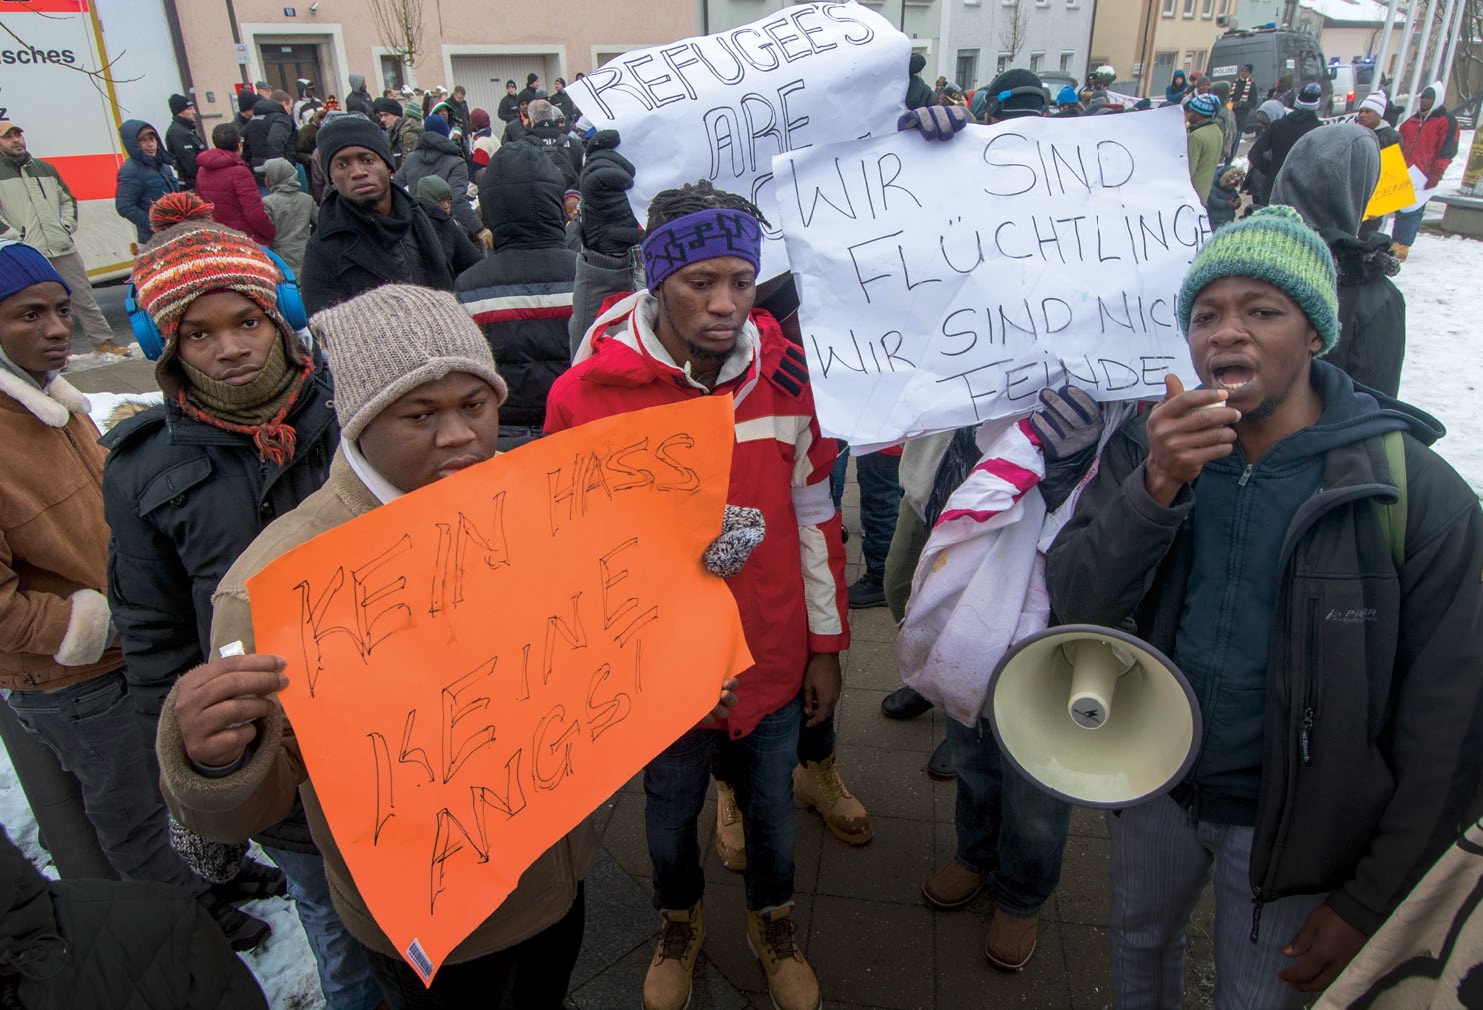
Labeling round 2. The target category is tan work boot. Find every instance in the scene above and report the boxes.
[921,859,987,909]
[985,907,1039,971]
[714,780,746,872]
[642,904,705,1010]
[747,905,821,1010]
[1391,242,1410,262]
[91,340,133,357]
[792,754,873,845]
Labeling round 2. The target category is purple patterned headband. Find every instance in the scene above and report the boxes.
[641,207,763,291]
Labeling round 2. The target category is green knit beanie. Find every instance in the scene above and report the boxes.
[1177,205,1339,354]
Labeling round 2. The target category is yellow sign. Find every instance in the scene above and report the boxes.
[1365,144,1418,219]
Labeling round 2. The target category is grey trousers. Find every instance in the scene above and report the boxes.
[48,250,116,348]
[1107,795,1326,1010]
[6,670,205,895]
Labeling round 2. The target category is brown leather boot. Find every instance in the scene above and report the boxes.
[747,905,821,1010]
[985,907,1039,971]
[714,780,746,872]
[921,859,987,909]
[792,754,873,845]
[1391,242,1410,262]
[642,904,705,1010]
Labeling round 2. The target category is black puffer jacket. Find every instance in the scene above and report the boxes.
[416,196,483,277]
[521,123,582,191]
[300,185,455,314]
[1328,235,1406,398]
[1048,362,1483,937]
[458,142,575,437]
[0,829,267,1009]
[578,131,643,257]
[241,98,295,175]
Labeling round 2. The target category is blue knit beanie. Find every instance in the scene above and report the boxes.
[0,241,69,305]
[1188,93,1220,118]
[1056,85,1079,105]
[1177,205,1339,353]
[423,114,450,137]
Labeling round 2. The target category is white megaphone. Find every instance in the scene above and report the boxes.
[986,625,1201,808]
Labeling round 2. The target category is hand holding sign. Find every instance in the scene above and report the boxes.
[174,654,288,769]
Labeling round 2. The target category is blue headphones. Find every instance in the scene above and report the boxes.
[124,248,308,361]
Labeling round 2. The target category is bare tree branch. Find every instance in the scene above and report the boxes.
[999,3,1030,62]
[367,0,426,69]
[0,17,142,111]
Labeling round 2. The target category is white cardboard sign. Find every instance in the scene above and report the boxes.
[566,2,910,281]
[774,106,1206,445]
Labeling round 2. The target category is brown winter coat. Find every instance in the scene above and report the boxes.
[0,372,121,691]
[157,449,597,962]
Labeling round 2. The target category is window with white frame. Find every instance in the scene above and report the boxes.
[1162,0,1176,15]
[1201,0,1214,17]
[1029,51,1044,71]
[956,49,979,89]
[1183,0,1196,16]
[1060,51,1075,71]
[996,52,1011,73]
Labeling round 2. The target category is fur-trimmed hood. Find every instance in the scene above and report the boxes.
[0,367,91,427]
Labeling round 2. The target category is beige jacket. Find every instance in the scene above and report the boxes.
[157,449,597,961]
[0,368,121,690]
[0,155,78,260]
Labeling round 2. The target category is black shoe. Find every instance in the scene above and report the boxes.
[201,891,272,952]
[848,572,886,609]
[210,858,287,906]
[926,737,955,781]
[881,685,933,721]
[841,525,850,544]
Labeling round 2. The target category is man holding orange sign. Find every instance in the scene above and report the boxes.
[156,285,757,1007]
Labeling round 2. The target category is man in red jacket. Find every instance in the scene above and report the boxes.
[545,181,849,1010]
[1391,81,1459,260]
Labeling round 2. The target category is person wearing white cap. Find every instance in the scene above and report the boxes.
[1391,82,1460,260]
[1355,91,1400,150]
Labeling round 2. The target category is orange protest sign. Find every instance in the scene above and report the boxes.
[1365,143,1418,219]
[245,396,751,985]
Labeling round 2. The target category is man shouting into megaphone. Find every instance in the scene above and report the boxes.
[1046,206,1483,1008]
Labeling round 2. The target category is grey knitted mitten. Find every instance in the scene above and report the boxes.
[703,505,766,578]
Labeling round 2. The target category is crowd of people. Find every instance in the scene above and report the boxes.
[0,50,1478,1010]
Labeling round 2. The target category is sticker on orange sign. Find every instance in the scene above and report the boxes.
[246,396,752,984]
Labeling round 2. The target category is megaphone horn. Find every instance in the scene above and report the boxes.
[986,625,1201,809]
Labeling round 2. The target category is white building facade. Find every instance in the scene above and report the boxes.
[941,0,1096,93]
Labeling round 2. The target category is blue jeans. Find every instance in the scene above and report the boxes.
[831,444,903,577]
[646,698,801,911]
[1106,795,1325,1010]
[6,670,204,894]
[261,846,383,1010]
[1392,205,1425,245]
[946,715,1070,917]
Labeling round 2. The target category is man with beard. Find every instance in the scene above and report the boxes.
[299,115,454,314]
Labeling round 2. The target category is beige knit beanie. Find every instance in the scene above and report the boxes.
[309,284,509,441]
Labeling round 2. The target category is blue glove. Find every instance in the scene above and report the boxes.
[896,105,969,142]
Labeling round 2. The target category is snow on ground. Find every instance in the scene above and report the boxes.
[1392,231,1483,497]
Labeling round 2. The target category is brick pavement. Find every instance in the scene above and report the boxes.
[68,353,1218,1010]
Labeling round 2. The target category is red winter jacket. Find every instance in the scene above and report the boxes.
[194,148,276,245]
[546,292,849,739]
[1399,106,1460,187]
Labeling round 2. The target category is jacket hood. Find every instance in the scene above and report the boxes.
[263,157,300,192]
[1264,360,1441,467]
[0,831,66,981]
[1256,99,1288,125]
[480,140,566,249]
[253,97,287,118]
[909,54,926,75]
[119,119,172,166]
[417,130,462,157]
[1271,123,1379,240]
[195,147,245,170]
[349,73,366,91]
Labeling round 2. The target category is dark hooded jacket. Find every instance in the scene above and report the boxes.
[241,98,296,176]
[905,54,933,111]
[576,131,643,257]
[1251,107,1321,187]
[456,141,576,441]
[521,121,583,191]
[346,74,375,118]
[164,114,206,189]
[395,128,482,237]
[550,87,578,123]
[415,194,483,278]
[1272,125,1406,397]
[299,184,455,315]
[497,91,522,123]
[114,120,180,244]
[1165,71,1189,106]
[101,351,338,855]
[1048,360,1483,937]
[0,829,267,1009]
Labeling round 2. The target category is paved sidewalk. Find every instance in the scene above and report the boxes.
[69,354,1218,1010]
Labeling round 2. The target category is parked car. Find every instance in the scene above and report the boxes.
[1328,60,1378,114]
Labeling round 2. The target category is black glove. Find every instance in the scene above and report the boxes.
[1030,385,1103,513]
[702,505,766,578]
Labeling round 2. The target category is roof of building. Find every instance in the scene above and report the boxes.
[1297,0,1404,26]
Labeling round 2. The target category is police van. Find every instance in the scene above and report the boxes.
[1207,27,1334,115]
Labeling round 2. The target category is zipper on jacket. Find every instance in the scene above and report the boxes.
[1249,893,1265,942]
[1237,463,1254,487]
[1298,706,1315,766]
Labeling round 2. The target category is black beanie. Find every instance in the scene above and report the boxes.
[169,94,192,115]
[371,97,402,118]
[984,68,1047,119]
[317,114,396,174]
[909,53,926,75]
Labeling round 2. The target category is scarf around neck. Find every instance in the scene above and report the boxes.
[176,337,314,465]
[341,184,415,250]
